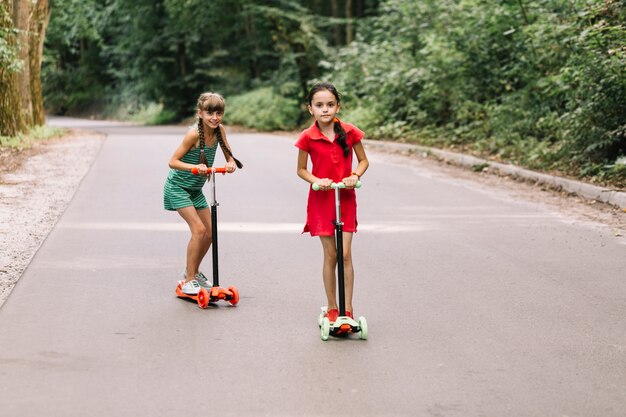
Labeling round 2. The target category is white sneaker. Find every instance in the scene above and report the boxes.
[183,270,211,289]
[194,272,212,289]
[181,280,201,295]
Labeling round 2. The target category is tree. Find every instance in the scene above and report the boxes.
[29,0,50,126]
[1,0,25,136]
[0,0,50,136]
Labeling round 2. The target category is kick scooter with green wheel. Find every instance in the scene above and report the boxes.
[312,181,368,340]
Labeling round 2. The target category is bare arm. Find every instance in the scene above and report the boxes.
[168,128,208,174]
[297,149,332,189]
[343,141,369,188]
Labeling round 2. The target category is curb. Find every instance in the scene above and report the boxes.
[366,140,626,210]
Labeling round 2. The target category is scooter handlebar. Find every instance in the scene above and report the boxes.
[191,167,228,175]
[312,181,361,191]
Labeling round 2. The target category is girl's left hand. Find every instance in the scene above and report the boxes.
[343,174,359,189]
[225,161,236,173]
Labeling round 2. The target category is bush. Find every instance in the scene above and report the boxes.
[225,87,300,131]
[226,87,300,131]
[107,101,177,125]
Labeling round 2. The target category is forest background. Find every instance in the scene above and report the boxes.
[1,0,625,188]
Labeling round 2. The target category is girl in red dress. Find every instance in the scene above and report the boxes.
[295,82,370,323]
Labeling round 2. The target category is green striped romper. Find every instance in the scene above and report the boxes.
[163,141,218,211]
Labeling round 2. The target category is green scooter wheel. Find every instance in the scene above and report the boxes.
[358,316,368,340]
[321,317,330,341]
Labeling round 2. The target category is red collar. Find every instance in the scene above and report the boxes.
[308,119,354,140]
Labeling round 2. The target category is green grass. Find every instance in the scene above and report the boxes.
[0,125,66,149]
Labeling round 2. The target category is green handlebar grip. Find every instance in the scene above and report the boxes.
[312,180,361,191]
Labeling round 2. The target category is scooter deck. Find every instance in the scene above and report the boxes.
[318,307,368,340]
[176,281,239,309]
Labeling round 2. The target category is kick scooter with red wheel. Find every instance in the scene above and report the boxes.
[313,181,368,341]
[175,166,240,309]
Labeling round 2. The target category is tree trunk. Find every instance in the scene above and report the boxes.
[244,13,261,79]
[0,0,26,136]
[331,0,341,46]
[29,0,50,126]
[178,39,187,77]
[345,0,353,44]
[14,0,32,126]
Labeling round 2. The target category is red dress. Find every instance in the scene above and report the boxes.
[295,120,365,236]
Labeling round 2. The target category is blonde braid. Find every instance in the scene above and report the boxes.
[215,126,243,169]
[197,118,208,166]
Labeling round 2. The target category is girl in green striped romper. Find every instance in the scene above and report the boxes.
[163,92,242,295]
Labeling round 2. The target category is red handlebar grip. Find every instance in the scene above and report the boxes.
[191,167,228,175]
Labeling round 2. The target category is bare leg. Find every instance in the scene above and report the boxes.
[177,206,212,282]
[319,236,338,310]
[196,208,213,266]
[342,232,355,314]
[319,233,355,314]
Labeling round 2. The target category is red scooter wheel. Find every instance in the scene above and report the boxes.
[227,286,239,306]
[197,288,209,309]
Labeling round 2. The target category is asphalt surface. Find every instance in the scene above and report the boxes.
[1,119,625,417]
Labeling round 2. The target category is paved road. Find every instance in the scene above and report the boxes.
[1,119,625,417]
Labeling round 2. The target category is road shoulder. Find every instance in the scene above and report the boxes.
[0,131,105,308]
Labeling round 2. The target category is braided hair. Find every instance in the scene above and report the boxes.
[307,82,349,157]
[196,92,243,169]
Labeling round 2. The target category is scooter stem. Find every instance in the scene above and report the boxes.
[312,181,361,317]
[334,185,346,316]
[191,167,229,287]
[209,168,220,287]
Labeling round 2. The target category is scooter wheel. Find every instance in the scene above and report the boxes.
[227,286,239,306]
[321,317,330,341]
[197,288,210,309]
[358,316,368,340]
[318,307,327,327]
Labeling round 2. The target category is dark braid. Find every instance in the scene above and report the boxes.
[333,119,349,157]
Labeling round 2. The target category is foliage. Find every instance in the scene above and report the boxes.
[321,0,625,186]
[110,102,176,125]
[226,87,300,131]
[0,4,21,74]
[556,1,626,182]
[42,0,108,114]
[40,0,625,186]
[246,1,330,100]
[42,0,376,119]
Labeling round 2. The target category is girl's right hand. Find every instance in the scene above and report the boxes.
[314,178,333,191]
[195,164,209,176]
